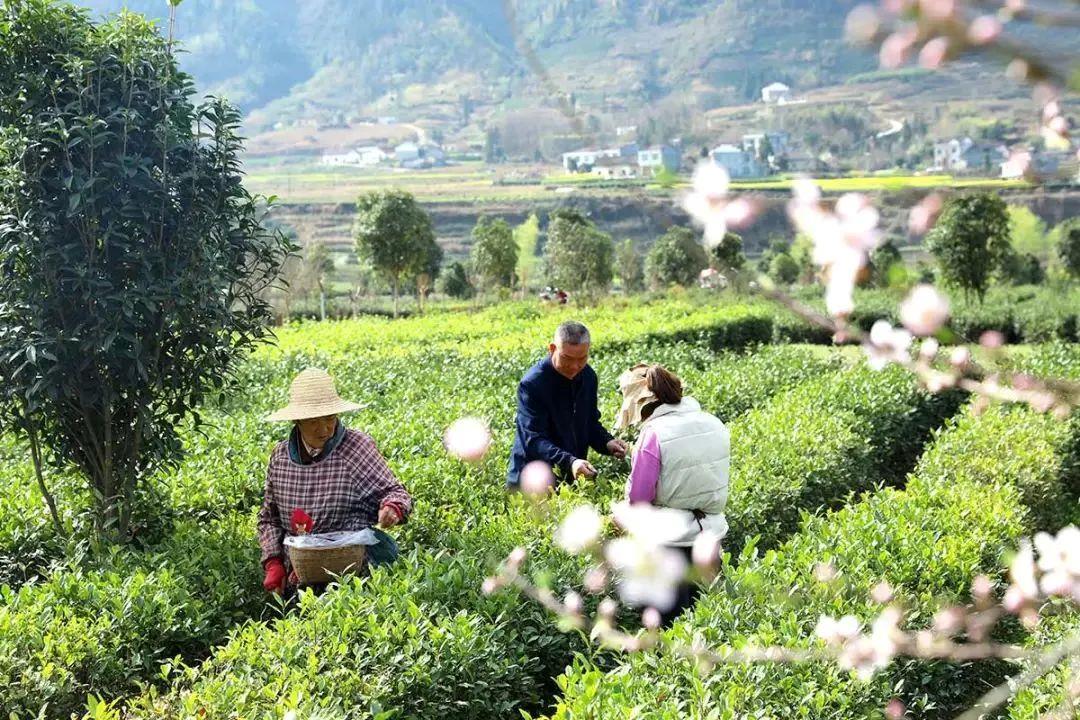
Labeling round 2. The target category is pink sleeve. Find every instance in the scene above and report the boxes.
[627,427,662,504]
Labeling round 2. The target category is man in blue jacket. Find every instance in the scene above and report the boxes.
[508,321,628,488]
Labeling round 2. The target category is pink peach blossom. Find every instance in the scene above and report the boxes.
[443,417,492,463]
[845,5,881,43]
[918,37,949,69]
[555,505,603,554]
[520,460,554,496]
[908,193,943,235]
[919,0,955,20]
[967,15,1002,44]
[900,284,950,336]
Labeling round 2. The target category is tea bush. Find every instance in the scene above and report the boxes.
[0,295,1058,719]
[92,356,959,720]
[722,363,964,555]
[795,285,1080,344]
[0,513,261,719]
[548,350,1080,719]
[0,303,839,717]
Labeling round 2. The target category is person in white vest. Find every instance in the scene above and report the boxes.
[615,363,730,622]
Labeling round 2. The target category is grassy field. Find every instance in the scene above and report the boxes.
[242,157,1030,205]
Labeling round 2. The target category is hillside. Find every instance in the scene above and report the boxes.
[72,0,869,134]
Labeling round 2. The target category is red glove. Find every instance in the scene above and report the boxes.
[291,508,314,534]
[263,557,286,593]
[380,501,405,526]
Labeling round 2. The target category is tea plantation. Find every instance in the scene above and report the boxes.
[0,296,1078,719]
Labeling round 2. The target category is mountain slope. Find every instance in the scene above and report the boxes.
[73,0,868,130]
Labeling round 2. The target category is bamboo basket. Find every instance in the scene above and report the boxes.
[287,543,368,585]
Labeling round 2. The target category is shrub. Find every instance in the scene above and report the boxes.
[0,514,262,719]
[550,392,1080,719]
[722,362,964,555]
[550,345,1080,717]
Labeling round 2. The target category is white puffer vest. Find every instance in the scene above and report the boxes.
[640,397,730,546]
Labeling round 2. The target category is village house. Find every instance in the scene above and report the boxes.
[742,131,790,158]
[1001,150,1080,182]
[320,145,388,167]
[637,145,681,175]
[561,143,638,172]
[932,137,1008,174]
[710,144,765,179]
[592,155,638,179]
[761,82,791,105]
[419,143,446,163]
[394,141,421,163]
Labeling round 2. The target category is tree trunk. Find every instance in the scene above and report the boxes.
[23,415,65,539]
[319,288,326,321]
[392,276,400,318]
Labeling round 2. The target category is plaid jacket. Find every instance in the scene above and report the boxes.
[257,428,413,564]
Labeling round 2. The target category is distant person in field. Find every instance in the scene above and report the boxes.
[615,363,730,622]
[258,368,412,595]
[507,321,628,488]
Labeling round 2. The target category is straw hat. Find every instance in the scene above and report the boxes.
[615,364,657,430]
[265,368,364,422]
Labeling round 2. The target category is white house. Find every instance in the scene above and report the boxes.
[395,141,421,163]
[356,146,388,165]
[419,143,446,162]
[761,82,791,105]
[592,155,637,179]
[321,146,388,167]
[934,137,1008,173]
[562,143,638,172]
[321,150,362,167]
[711,144,765,179]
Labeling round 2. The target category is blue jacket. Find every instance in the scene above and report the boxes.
[507,356,614,487]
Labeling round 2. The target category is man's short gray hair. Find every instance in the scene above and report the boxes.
[554,321,591,346]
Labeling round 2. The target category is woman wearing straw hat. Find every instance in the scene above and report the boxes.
[258,368,412,594]
[614,363,729,623]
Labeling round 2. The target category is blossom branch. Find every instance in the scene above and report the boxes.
[954,631,1080,720]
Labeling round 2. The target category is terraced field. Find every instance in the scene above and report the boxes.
[0,298,1076,719]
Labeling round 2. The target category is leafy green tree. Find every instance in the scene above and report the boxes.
[0,1,291,540]
[1001,252,1045,285]
[1056,219,1080,279]
[484,127,504,164]
[470,217,518,291]
[543,209,614,296]
[646,225,709,288]
[870,241,904,287]
[1008,205,1049,258]
[757,134,774,166]
[616,239,645,293]
[305,241,335,320]
[758,237,792,274]
[653,167,679,188]
[437,261,474,299]
[710,232,746,275]
[768,253,800,284]
[789,234,815,283]
[414,235,443,313]
[926,193,1012,302]
[354,189,436,317]
[514,213,540,296]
